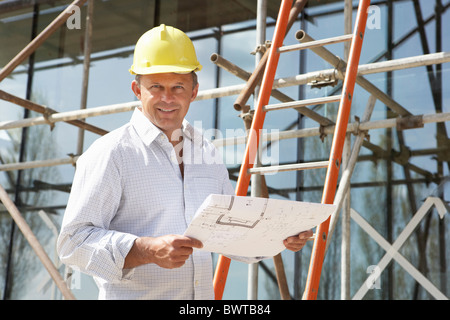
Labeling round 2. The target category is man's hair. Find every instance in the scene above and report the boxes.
[135,72,198,89]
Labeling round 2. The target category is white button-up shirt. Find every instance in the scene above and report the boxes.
[57,108,236,300]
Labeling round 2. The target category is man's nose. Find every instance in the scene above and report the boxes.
[161,88,175,103]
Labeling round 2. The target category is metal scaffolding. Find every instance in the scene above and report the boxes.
[0,0,449,300]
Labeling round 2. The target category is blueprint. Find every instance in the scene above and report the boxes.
[184,194,336,257]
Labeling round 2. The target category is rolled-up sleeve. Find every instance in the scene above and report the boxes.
[57,142,138,282]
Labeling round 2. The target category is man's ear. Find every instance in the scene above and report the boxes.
[131,80,141,100]
[190,83,199,102]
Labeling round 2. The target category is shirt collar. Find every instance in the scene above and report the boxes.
[130,108,203,148]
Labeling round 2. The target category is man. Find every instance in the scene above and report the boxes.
[57,24,312,300]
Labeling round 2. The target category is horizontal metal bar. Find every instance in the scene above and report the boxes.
[263,95,342,112]
[278,34,353,53]
[296,30,412,117]
[1,52,447,132]
[2,111,449,173]
[0,89,108,136]
[214,111,450,148]
[0,101,139,130]
[197,51,450,102]
[358,51,450,75]
[248,161,329,175]
[0,156,79,172]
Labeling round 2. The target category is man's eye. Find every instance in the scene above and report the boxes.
[172,87,184,93]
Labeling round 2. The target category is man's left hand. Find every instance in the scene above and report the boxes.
[283,229,314,252]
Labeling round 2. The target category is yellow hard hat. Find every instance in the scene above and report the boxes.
[129,24,202,75]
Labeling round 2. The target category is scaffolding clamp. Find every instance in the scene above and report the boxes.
[334,58,347,80]
[319,124,327,142]
[393,144,412,166]
[250,40,271,55]
[353,115,370,141]
[43,107,56,131]
[67,153,79,167]
[396,115,424,131]
[308,70,338,88]
[238,105,254,132]
[238,108,254,121]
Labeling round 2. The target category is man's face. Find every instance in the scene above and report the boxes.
[131,72,198,139]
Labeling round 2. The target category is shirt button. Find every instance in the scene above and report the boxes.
[195,280,199,287]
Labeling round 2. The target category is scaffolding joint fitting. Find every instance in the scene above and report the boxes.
[396,115,424,131]
[238,108,254,121]
[67,153,79,167]
[43,107,56,131]
[392,144,412,166]
[319,125,327,142]
[308,70,338,89]
[334,57,347,80]
[250,41,271,55]
[353,115,370,141]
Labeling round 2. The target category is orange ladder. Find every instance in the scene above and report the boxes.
[213,0,371,300]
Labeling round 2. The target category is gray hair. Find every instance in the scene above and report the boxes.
[135,72,198,89]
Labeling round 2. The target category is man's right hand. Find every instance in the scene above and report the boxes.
[124,235,203,269]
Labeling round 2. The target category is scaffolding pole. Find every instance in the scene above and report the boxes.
[327,95,377,253]
[0,183,75,300]
[204,51,450,103]
[0,90,108,136]
[1,111,449,173]
[76,0,94,154]
[247,0,267,301]
[1,51,448,133]
[341,0,353,300]
[0,0,88,83]
[0,101,139,131]
[214,111,450,148]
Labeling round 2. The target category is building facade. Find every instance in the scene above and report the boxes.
[0,0,449,300]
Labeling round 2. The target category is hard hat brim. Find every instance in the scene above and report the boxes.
[129,64,202,75]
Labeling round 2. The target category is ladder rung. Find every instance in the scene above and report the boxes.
[278,34,353,54]
[248,161,329,175]
[264,95,341,112]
